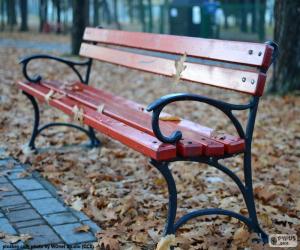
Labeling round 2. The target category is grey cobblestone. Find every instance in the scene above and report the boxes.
[0,195,26,207]
[13,219,45,229]
[0,158,100,248]
[23,189,52,200]
[30,198,68,215]
[18,225,62,245]
[53,223,95,244]
[0,183,19,196]
[0,218,17,234]
[12,178,44,191]
[0,176,8,184]
[5,208,41,222]
[44,212,78,226]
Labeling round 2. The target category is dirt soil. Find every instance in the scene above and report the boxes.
[0,34,299,249]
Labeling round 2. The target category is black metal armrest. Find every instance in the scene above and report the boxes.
[19,54,91,83]
[147,93,253,144]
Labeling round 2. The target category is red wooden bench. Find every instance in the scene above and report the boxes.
[18,27,278,243]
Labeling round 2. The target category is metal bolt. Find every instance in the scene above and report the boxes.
[248,49,253,55]
[242,77,246,82]
[258,51,262,56]
[251,79,255,84]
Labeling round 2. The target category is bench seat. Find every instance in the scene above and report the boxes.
[18,80,245,161]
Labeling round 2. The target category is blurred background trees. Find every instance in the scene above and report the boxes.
[0,0,298,93]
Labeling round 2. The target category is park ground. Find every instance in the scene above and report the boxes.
[0,32,299,249]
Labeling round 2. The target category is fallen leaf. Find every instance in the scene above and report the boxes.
[156,234,176,250]
[73,225,90,233]
[71,197,84,211]
[159,115,181,122]
[98,236,120,250]
[233,227,250,245]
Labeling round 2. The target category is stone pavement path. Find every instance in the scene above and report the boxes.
[0,157,100,250]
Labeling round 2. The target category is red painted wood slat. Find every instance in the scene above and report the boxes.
[79,43,267,96]
[18,81,177,161]
[83,28,273,69]
[41,81,244,156]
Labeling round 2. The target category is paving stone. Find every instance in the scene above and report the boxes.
[0,195,26,207]
[23,189,52,200]
[11,178,44,191]
[44,212,78,226]
[2,203,31,212]
[6,170,31,180]
[71,209,90,222]
[0,240,25,250]
[0,212,4,217]
[0,183,19,196]
[53,223,95,244]
[81,220,101,233]
[13,219,45,229]
[18,225,62,245]
[6,208,41,222]
[29,198,67,215]
[0,218,17,234]
[0,176,8,184]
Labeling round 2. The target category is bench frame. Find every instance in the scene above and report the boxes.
[19,31,278,244]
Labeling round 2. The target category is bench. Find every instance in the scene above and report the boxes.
[18,27,278,243]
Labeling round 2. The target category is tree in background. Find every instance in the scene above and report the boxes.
[19,0,28,31]
[71,0,89,55]
[39,0,48,32]
[6,0,17,30]
[270,0,300,93]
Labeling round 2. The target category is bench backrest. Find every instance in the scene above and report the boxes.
[80,27,274,96]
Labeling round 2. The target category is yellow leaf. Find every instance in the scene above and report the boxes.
[159,115,181,122]
[97,104,105,113]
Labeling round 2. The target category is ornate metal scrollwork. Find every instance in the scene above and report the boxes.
[147,93,254,144]
[19,54,91,83]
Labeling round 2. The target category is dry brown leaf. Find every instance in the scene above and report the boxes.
[156,234,176,250]
[233,227,250,245]
[17,171,30,178]
[174,52,187,83]
[2,233,32,244]
[44,89,55,104]
[73,225,90,233]
[72,105,84,125]
[254,186,276,203]
[71,197,84,211]
[98,236,120,250]
[0,186,11,192]
[97,104,105,113]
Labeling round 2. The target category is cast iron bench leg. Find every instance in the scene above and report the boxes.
[151,157,269,244]
[23,91,101,151]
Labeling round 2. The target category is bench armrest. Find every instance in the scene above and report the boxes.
[20,54,91,83]
[147,93,252,144]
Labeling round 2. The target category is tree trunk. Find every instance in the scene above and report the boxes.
[6,0,17,30]
[113,0,121,29]
[127,0,133,23]
[93,0,99,26]
[251,0,257,33]
[56,0,61,33]
[71,0,88,55]
[240,0,248,33]
[39,0,48,32]
[19,0,28,31]
[270,0,300,93]
[147,0,153,32]
[1,0,5,30]
[138,0,146,32]
[258,0,266,41]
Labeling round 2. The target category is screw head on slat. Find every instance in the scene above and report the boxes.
[251,79,255,84]
[242,77,246,82]
[258,51,262,56]
[248,49,253,55]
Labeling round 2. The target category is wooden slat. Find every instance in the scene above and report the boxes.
[83,27,273,69]
[41,81,245,156]
[18,81,177,161]
[80,43,267,96]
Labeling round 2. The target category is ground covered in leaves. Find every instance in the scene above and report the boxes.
[0,34,299,249]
